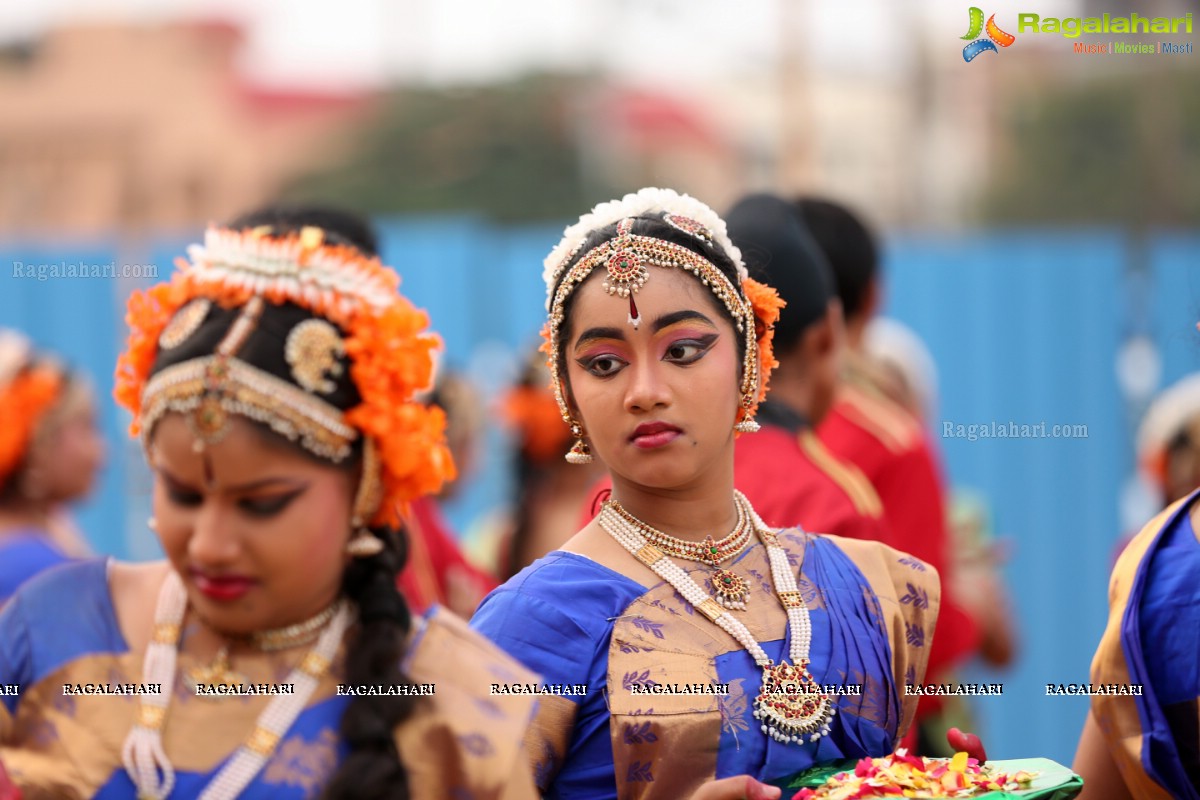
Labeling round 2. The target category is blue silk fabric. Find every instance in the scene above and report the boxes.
[472,530,940,800]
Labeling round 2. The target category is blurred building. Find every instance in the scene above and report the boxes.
[0,21,377,236]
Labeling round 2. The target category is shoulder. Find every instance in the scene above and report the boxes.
[1108,490,1198,609]
[815,534,941,602]
[409,606,540,691]
[473,551,643,639]
[797,430,884,519]
[396,608,539,798]
[471,551,643,688]
[2,558,110,621]
[0,536,69,600]
[829,384,924,455]
[0,559,120,696]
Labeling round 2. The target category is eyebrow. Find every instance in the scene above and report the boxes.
[651,309,718,333]
[574,326,626,351]
[156,465,306,494]
[573,310,720,351]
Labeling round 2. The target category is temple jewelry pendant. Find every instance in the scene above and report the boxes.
[186,646,247,697]
[752,659,835,744]
[711,568,749,611]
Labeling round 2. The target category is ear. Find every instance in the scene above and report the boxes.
[860,277,882,323]
[803,300,844,361]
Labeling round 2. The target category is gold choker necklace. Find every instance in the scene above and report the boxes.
[606,494,753,610]
[186,601,342,695]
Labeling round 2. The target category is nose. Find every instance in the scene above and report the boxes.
[187,500,241,567]
[623,358,672,414]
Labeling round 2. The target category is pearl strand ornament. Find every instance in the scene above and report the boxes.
[598,491,834,745]
[122,571,352,799]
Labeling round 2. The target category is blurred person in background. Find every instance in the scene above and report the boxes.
[0,210,539,798]
[864,318,939,424]
[404,369,498,617]
[1136,372,1200,510]
[865,318,1017,670]
[498,349,605,577]
[0,329,104,604]
[721,192,888,541]
[800,197,981,755]
[473,189,939,800]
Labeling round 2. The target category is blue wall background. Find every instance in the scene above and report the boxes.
[2,221,1198,767]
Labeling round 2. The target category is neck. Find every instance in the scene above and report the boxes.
[608,453,739,542]
[764,362,816,422]
[845,316,868,352]
[0,501,51,537]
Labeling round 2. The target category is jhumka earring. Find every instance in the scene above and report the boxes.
[734,407,760,434]
[565,422,594,465]
[346,439,385,557]
[346,528,384,558]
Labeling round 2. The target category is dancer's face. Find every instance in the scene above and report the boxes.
[150,414,354,636]
[564,267,742,491]
[25,381,106,503]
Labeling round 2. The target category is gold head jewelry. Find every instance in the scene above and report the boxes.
[117,223,457,531]
[284,319,346,395]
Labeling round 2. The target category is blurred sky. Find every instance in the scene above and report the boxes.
[2,0,1085,89]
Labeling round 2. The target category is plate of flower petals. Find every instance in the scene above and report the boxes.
[782,751,1083,799]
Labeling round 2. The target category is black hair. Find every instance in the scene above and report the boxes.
[149,206,417,800]
[724,193,835,354]
[226,206,380,257]
[551,212,748,403]
[792,197,879,322]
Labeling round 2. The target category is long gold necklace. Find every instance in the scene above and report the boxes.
[605,492,752,610]
[599,491,834,745]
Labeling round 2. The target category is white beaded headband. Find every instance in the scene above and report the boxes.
[542,187,747,312]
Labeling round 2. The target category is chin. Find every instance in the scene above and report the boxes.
[615,461,704,493]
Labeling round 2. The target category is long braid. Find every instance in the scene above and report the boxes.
[322,526,421,799]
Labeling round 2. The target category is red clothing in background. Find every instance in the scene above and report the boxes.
[818,380,980,690]
[398,497,498,616]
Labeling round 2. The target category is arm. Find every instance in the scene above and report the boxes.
[1072,710,1132,800]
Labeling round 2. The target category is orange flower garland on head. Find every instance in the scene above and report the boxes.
[742,275,786,408]
[0,365,63,492]
[114,225,456,527]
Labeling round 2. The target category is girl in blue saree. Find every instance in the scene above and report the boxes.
[1074,487,1200,800]
[0,209,538,799]
[471,188,941,800]
[0,330,104,605]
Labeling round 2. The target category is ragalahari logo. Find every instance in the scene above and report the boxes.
[962,7,1016,61]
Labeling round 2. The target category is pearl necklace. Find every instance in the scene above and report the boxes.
[606,494,752,610]
[122,571,352,799]
[598,491,834,745]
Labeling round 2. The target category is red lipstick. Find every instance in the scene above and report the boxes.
[631,421,682,449]
[190,570,256,602]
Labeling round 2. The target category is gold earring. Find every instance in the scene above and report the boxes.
[565,423,594,465]
[346,524,384,558]
[734,411,760,434]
